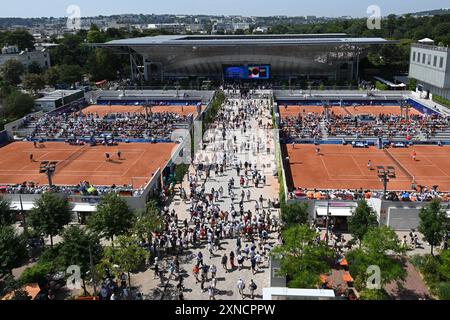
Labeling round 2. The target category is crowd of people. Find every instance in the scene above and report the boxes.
[29,109,192,141]
[2,180,138,196]
[280,108,450,142]
[290,185,450,202]
[131,95,282,300]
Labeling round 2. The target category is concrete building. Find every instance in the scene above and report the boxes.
[34,89,84,112]
[0,45,51,70]
[96,34,394,82]
[409,43,450,100]
[147,23,186,33]
[212,22,250,33]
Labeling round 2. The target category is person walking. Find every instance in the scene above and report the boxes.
[237,253,245,270]
[197,251,204,266]
[249,279,257,299]
[221,254,228,273]
[208,285,215,300]
[250,256,257,275]
[236,278,245,299]
[153,257,160,279]
[208,241,214,259]
[210,264,217,278]
[230,251,235,269]
[192,264,200,283]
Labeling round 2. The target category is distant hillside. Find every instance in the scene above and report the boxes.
[408,8,450,16]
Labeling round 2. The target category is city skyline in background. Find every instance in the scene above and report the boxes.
[0,0,449,18]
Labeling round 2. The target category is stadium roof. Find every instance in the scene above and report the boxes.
[95,34,396,47]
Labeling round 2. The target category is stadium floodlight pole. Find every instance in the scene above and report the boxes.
[325,201,330,246]
[378,166,389,200]
[89,245,97,297]
[40,161,57,188]
[19,193,27,234]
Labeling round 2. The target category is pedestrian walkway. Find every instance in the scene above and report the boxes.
[134,92,282,300]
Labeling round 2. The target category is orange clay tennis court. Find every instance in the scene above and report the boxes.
[279,105,421,118]
[81,104,203,118]
[0,142,176,189]
[285,145,450,191]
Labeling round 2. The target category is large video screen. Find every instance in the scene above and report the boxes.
[224,65,270,80]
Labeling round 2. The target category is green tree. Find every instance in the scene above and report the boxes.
[347,226,406,290]
[0,197,15,226]
[44,66,60,87]
[29,193,72,248]
[133,201,163,243]
[88,48,121,81]
[4,91,34,118]
[407,78,417,91]
[271,224,334,288]
[348,200,379,246]
[86,29,107,44]
[280,202,309,227]
[3,29,35,51]
[418,199,448,256]
[50,34,88,66]
[58,226,103,295]
[22,73,46,96]
[88,193,134,244]
[104,235,147,290]
[1,59,25,85]
[58,64,83,86]
[27,61,43,75]
[359,288,390,300]
[0,225,28,276]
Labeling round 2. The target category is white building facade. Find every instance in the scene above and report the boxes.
[0,45,51,70]
[409,43,450,100]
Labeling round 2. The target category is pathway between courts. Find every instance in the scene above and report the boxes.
[133,93,281,300]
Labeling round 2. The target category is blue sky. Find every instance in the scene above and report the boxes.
[1,0,449,18]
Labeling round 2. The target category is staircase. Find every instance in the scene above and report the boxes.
[320,121,329,140]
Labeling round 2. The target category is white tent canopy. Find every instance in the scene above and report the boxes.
[72,203,97,213]
[418,38,435,44]
[316,206,355,217]
[10,201,35,211]
[10,201,97,213]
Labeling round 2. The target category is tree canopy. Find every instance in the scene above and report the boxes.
[0,225,28,276]
[0,197,15,227]
[23,73,46,95]
[0,29,35,51]
[88,193,134,243]
[4,91,35,119]
[29,193,72,247]
[1,59,25,86]
[59,226,103,276]
[133,201,163,242]
[280,202,309,227]
[104,235,147,289]
[347,226,406,291]
[348,200,379,245]
[271,224,334,288]
[418,199,448,255]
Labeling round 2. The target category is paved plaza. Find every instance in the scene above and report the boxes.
[134,94,281,300]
